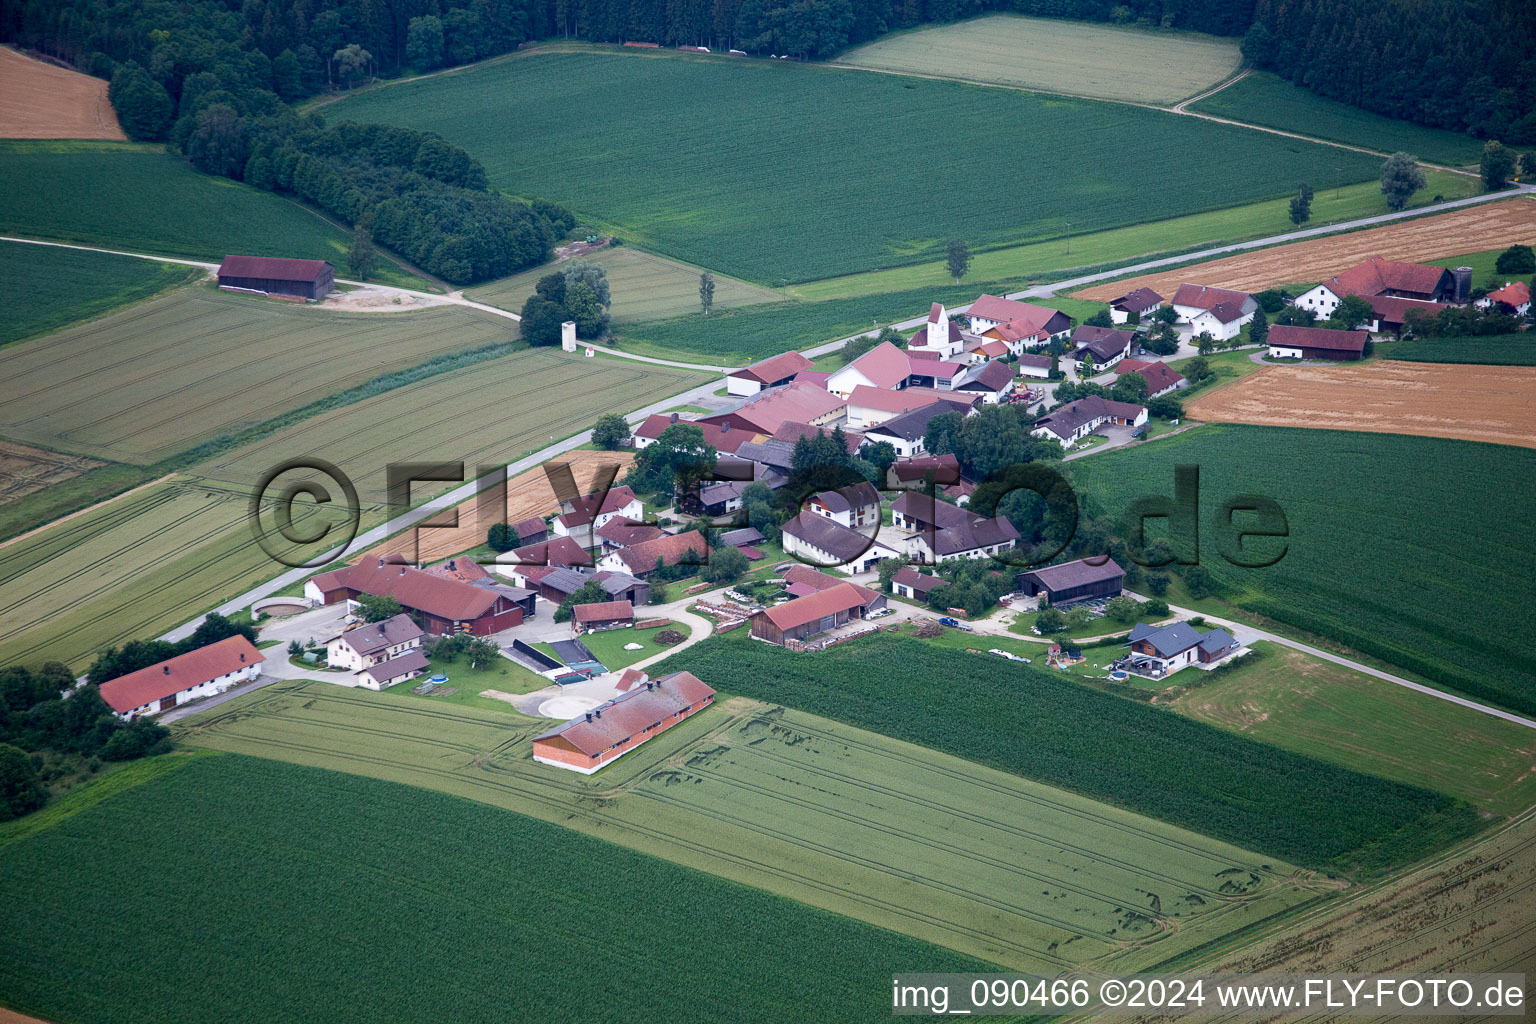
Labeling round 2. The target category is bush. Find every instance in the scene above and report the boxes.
[0,742,45,823]
[101,720,171,762]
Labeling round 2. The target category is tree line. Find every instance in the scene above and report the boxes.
[1244,0,1536,146]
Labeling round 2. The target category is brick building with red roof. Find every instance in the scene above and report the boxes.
[532,671,716,773]
[100,636,265,718]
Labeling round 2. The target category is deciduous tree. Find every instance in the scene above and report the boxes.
[1379,152,1425,211]
[945,239,972,284]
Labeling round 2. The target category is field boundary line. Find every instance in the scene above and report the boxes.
[0,471,174,553]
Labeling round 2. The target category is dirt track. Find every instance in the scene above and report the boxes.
[0,47,124,140]
[358,449,635,564]
[1187,361,1536,449]
[1073,199,1536,300]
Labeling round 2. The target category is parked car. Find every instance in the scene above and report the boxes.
[868,607,894,619]
[938,616,960,627]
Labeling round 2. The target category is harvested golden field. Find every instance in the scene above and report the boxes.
[0,441,101,505]
[1186,361,1536,449]
[356,449,634,564]
[0,48,123,140]
[1073,198,1536,301]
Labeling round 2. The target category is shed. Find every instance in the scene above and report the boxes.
[216,255,335,301]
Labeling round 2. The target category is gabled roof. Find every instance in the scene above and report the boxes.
[100,636,264,713]
[735,438,796,470]
[590,570,647,597]
[510,516,548,539]
[1326,256,1450,298]
[423,556,491,584]
[359,648,430,683]
[1033,396,1146,438]
[217,255,332,282]
[811,481,881,514]
[957,360,1015,394]
[757,582,872,631]
[969,294,1051,324]
[729,350,811,384]
[1071,325,1134,361]
[864,401,955,441]
[841,341,913,389]
[1016,353,1053,369]
[782,511,881,562]
[1127,620,1204,658]
[560,485,640,526]
[975,339,1009,359]
[614,667,649,692]
[595,516,665,548]
[532,671,715,756]
[908,319,965,350]
[771,420,865,455]
[632,415,759,455]
[1111,287,1162,311]
[1021,557,1125,591]
[508,535,592,568]
[719,526,764,547]
[1171,283,1251,311]
[780,565,880,604]
[614,532,710,574]
[310,559,508,621]
[331,614,424,657]
[1488,281,1530,307]
[1268,324,1368,354]
[572,600,633,624]
[1199,628,1235,654]
[890,453,961,485]
[1117,359,1184,391]
[892,565,944,594]
[718,382,846,434]
[1200,300,1250,325]
[1362,294,1446,326]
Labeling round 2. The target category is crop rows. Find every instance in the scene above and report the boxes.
[1385,333,1536,366]
[666,633,1485,876]
[332,51,1383,284]
[0,753,992,1023]
[1067,424,1536,716]
[0,242,194,347]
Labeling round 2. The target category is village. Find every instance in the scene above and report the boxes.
[96,248,1534,777]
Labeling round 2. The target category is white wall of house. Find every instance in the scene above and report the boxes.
[303,579,326,604]
[1268,345,1304,359]
[825,366,877,400]
[845,403,901,431]
[1075,348,1125,373]
[326,634,421,672]
[127,663,262,718]
[1187,309,1251,341]
[867,431,923,457]
[725,374,764,397]
[1293,285,1342,318]
[1016,363,1050,379]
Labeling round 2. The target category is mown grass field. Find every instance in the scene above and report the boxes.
[176,682,1322,972]
[0,351,704,669]
[469,246,781,321]
[0,141,437,285]
[667,633,1484,877]
[0,753,994,1023]
[330,49,1381,284]
[1067,424,1536,717]
[835,14,1240,104]
[790,169,1477,301]
[1170,643,1536,817]
[1384,334,1536,366]
[1189,71,1486,167]
[0,241,195,346]
[0,286,515,464]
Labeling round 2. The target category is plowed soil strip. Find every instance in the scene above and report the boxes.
[1186,361,1536,449]
[1073,198,1536,301]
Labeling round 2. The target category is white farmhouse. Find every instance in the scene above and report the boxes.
[99,635,265,719]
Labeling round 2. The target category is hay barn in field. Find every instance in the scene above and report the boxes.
[216,255,335,301]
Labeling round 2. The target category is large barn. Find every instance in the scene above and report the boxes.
[305,557,534,635]
[1016,557,1126,607]
[99,635,265,719]
[532,671,715,774]
[216,255,335,301]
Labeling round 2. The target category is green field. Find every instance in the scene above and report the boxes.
[0,351,704,669]
[666,633,1483,876]
[1170,643,1536,817]
[792,169,1478,301]
[0,287,515,464]
[1066,425,1536,716]
[0,141,436,286]
[176,682,1322,972]
[330,49,1382,284]
[469,246,781,320]
[1189,72,1485,167]
[0,753,995,1023]
[1384,333,1536,365]
[0,242,196,346]
[1427,248,1532,290]
[836,14,1240,105]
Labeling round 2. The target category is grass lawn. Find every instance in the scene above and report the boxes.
[790,169,1476,301]
[1189,71,1486,167]
[1426,248,1532,291]
[0,242,197,346]
[389,653,549,713]
[1066,424,1536,717]
[1009,607,1170,641]
[576,621,678,669]
[0,141,426,289]
[174,683,1322,972]
[0,752,997,1023]
[834,13,1240,105]
[1171,642,1536,817]
[1170,347,1267,400]
[330,47,1380,285]
[467,245,781,321]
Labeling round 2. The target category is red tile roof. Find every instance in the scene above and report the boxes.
[718,382,846,433]
[908,319,965,349]
[780,565,880,605]
[1362,294,1446,326]
[841,341,913,389]
[217,255,332,282]
[614,667,649,692]
[1326,256,1449,299]
[847,385,961,415]
[1488,281,1530,307]
[533,671,715,756]
[770,420,865,455]
[891,452,961,484]
[1172,283,1250,311]
[509,535,593,568]
[423,556,491,583]
[312,559,505,621]
[572,600,634,624]
[595,516,665,547]
[100,636,264,713]
[1117,359,1184,391]
[1268,324,1368,354]
[969,294,1048,324]
[730,350,811,384]
[614,532,710,574]
[758,582,871,631]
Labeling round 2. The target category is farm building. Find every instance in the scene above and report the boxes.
[1170,284,1255,341]
[1479,281,1531,317]
[1294,256,1463,317]
[891,566,944,602]
[1030,396,1147,447]
[1070,326,1134,371]
[725,351,812,396]
[216,255,334,301]
[1267,324,1369,361]
[1125,621,1238,677]
[630,413,761,455]
[1109,287,1162,324]
[749,582,878,646]
[504,535,593,571]
[781,510,903,575]
[953,360,1016,403]
[305,558,534,635]
[905,351,969,391]
[827,341,916,397]
[888,492,1018,563]
[890,452,961,486]
[552,485,644,538]
[504,566,647,606]
[572,600,634,634]
[700,381,846,434]
[844,386,955,430]
[532,671,716,774]
[861,402,954,457]
[908,303,970,358]
[779,565,884,606]
[966,295,1073,346]
[1361,295,1447,335]
[594,516,665,552]
[1016,557,1125,607]
[1116,359,1185,398]
[100,635,264,719]
[1015,353,1053,379]
[597,531,710,577]
[807,482,881,529]
[719,526,765,548]
[324,614,424,675]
